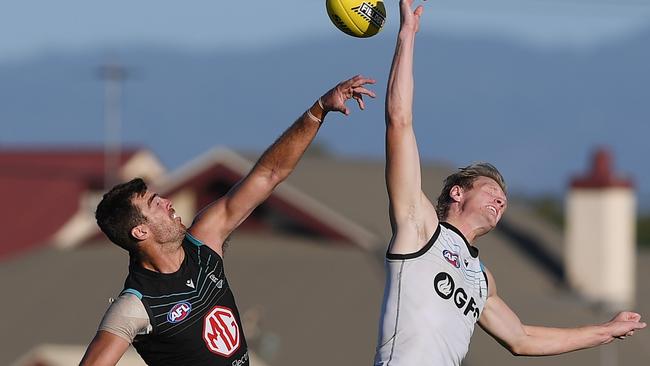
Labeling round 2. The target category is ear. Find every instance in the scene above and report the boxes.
[131,224,149,241]
[449,185,464,203]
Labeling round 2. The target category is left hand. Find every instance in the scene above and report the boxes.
[320,75,376,115]
[606,311,646,340]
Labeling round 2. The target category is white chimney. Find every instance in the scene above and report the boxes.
[565,148,636,309]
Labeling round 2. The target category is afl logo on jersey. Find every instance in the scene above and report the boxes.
[203,306,241,357]
[167,301,192,323]
[443,250,460,268]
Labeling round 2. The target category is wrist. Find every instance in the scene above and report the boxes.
[306,98,327,124]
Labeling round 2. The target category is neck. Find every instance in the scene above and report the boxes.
[135,239,185,274]
[444,216,490,245]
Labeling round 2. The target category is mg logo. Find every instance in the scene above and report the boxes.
[202,306,241,356]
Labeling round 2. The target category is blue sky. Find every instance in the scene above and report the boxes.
[2,0,650,203]
[2,0,650,63]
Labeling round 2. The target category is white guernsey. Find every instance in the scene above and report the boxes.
[375,1,645,365]
[375,223,488,366]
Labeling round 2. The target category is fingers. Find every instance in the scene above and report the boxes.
[628,312,642,322]
[414,5,424,17]
[353,86,376,98]
[354,95,365,110]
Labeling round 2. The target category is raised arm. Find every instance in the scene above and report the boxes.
[479,268,646,356]
[189,75,375,255]
[386,0,438,255]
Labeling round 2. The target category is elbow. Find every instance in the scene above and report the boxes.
[266,166,287,187]
[508,345,524,357]
[504,339,529,357]
[386,115,412,130]
[386,107,412,128]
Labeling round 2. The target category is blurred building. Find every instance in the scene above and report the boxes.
[1,147,649,366]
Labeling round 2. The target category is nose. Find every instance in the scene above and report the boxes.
[495,197,505,208]
[162,197,172,208]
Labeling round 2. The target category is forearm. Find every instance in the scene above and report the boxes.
[514,324,610,356]
[253,101,324,183]
[386,29,416,126]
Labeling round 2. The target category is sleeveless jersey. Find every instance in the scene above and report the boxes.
[374,222,489,366]
[122,233,249,366]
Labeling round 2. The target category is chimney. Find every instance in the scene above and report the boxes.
[565,148,636,309]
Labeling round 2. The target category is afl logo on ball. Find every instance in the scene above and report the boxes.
[167,302,192,323]
[203,306,241,357]
[443,250,460,268]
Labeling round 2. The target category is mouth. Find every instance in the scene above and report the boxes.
[486,205,498,217]
[170,208,180,221]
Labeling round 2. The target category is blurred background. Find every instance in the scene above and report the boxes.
[1,0,649,365]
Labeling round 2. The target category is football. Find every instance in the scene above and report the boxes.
[326,0,386,38]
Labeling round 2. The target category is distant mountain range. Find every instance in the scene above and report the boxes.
[1,28,649,204]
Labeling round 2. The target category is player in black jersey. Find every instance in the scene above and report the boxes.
[80,75,375,366]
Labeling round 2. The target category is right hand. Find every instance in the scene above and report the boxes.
[400,0,425,34]
[605,311,646,341]
[320,75,376,116]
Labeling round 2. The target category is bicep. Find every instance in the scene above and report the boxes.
[385,124,425,219]
[79,331,130,366]
[385,125,438,253]
[190,173,275,250]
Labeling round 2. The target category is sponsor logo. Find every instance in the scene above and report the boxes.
[463,258,469,268]
[433,272,480,321]
[186,279,195,289]
[351,3,386,28]
[167,301,192,323]
[232,351,249,366]
[203,306,241,356]
[443,250,460,268]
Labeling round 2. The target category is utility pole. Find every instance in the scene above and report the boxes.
[99,62,127,189]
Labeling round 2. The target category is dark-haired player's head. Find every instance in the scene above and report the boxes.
[95,178,149,252]
[436,163,507,230]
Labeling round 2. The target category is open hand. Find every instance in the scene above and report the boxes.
[320,75,376,115]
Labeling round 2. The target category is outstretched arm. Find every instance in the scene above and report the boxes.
[386,0,438,255]
[189,75,375,255]
[479,268,646,356]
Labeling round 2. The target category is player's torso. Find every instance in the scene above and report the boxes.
[125,235,248,366]
[375,222,488,366]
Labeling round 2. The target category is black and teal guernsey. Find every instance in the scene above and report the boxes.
[122,233,249,366]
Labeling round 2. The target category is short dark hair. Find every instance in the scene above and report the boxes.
[435,163,506,220]
[95,178,148,252]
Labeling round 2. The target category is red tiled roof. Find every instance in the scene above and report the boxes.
[0,147,139,260]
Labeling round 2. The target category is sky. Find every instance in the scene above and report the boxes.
[1,0,650,63]
[2,0,650,202]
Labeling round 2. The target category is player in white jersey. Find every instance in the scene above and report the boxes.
[374,1,646,365]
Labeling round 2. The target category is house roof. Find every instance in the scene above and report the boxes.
[158,147,380,250]
[4,149,649,366]
[0,148,139,259]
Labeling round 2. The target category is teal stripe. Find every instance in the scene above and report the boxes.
[122,288,143,299]
[185,232,204,247]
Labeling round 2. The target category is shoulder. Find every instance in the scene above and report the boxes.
[98,293,151,343]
